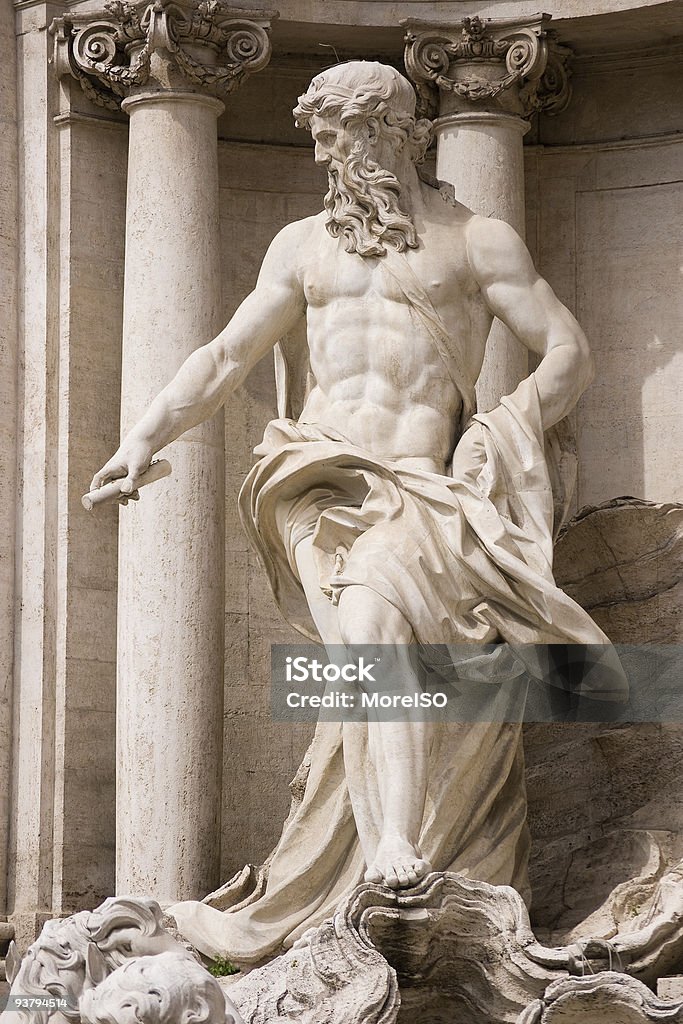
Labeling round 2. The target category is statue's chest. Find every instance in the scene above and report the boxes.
[303,240,453,310]
[303,252,391,307]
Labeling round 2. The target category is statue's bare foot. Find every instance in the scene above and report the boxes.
[364,837,431,889]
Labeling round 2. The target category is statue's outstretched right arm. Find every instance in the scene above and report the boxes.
[90,221,308,495]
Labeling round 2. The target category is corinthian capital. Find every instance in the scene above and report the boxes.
[404,14,571,120]
[51,0,276,111]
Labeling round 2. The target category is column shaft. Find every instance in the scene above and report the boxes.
[435,114,527,233]
[435,112,530,411]
[117,92,225,901]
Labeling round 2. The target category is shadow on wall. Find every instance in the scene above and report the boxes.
[527,497,683,936]
[576,180,683,507]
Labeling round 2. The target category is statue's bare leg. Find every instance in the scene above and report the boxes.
[337,585,432,889]
[294,539,431,889]
[294,537,383,857]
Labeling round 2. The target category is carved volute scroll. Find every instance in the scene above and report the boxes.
[50,0,276,110]
[404,14,572,121]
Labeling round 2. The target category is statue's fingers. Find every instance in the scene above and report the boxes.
[119,475,137,495]
[120,456,151,492]
[117,489,140,506]
[91,461,124,491]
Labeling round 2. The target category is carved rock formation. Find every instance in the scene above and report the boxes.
[519,974,683,1024]
[0,897,240,1024]
[79,951,240,1024]
[223,872,683,1023]
[554,497,682,644]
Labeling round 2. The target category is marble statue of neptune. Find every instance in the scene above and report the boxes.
[92,62,625,966]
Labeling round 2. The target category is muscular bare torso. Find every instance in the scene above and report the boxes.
[297,184,494,473]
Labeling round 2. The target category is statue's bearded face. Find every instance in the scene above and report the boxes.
[310,114,418,258]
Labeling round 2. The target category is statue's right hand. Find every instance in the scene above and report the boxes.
[90,439,154,496]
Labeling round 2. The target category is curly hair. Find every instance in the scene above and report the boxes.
[294,61,432,165]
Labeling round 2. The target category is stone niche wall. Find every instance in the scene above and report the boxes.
[52,108,126,911]
[52,114,126,909]
[524,48,683,509]
[0,0,18,920]
[7,25,127,932]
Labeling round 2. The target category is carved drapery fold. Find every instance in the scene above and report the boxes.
[50,0,275,110]
[404,14,572,120]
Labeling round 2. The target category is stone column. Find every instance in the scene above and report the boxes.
[117,85,226,906]
[52,2,274,903]
[405,15,571,411]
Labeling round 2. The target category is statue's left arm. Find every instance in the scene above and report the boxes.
[465,215,594,428]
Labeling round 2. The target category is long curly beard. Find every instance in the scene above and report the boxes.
[324,142,418,257]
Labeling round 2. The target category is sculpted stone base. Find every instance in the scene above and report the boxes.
[224,871,683,1023]
[5,872,683,1024]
